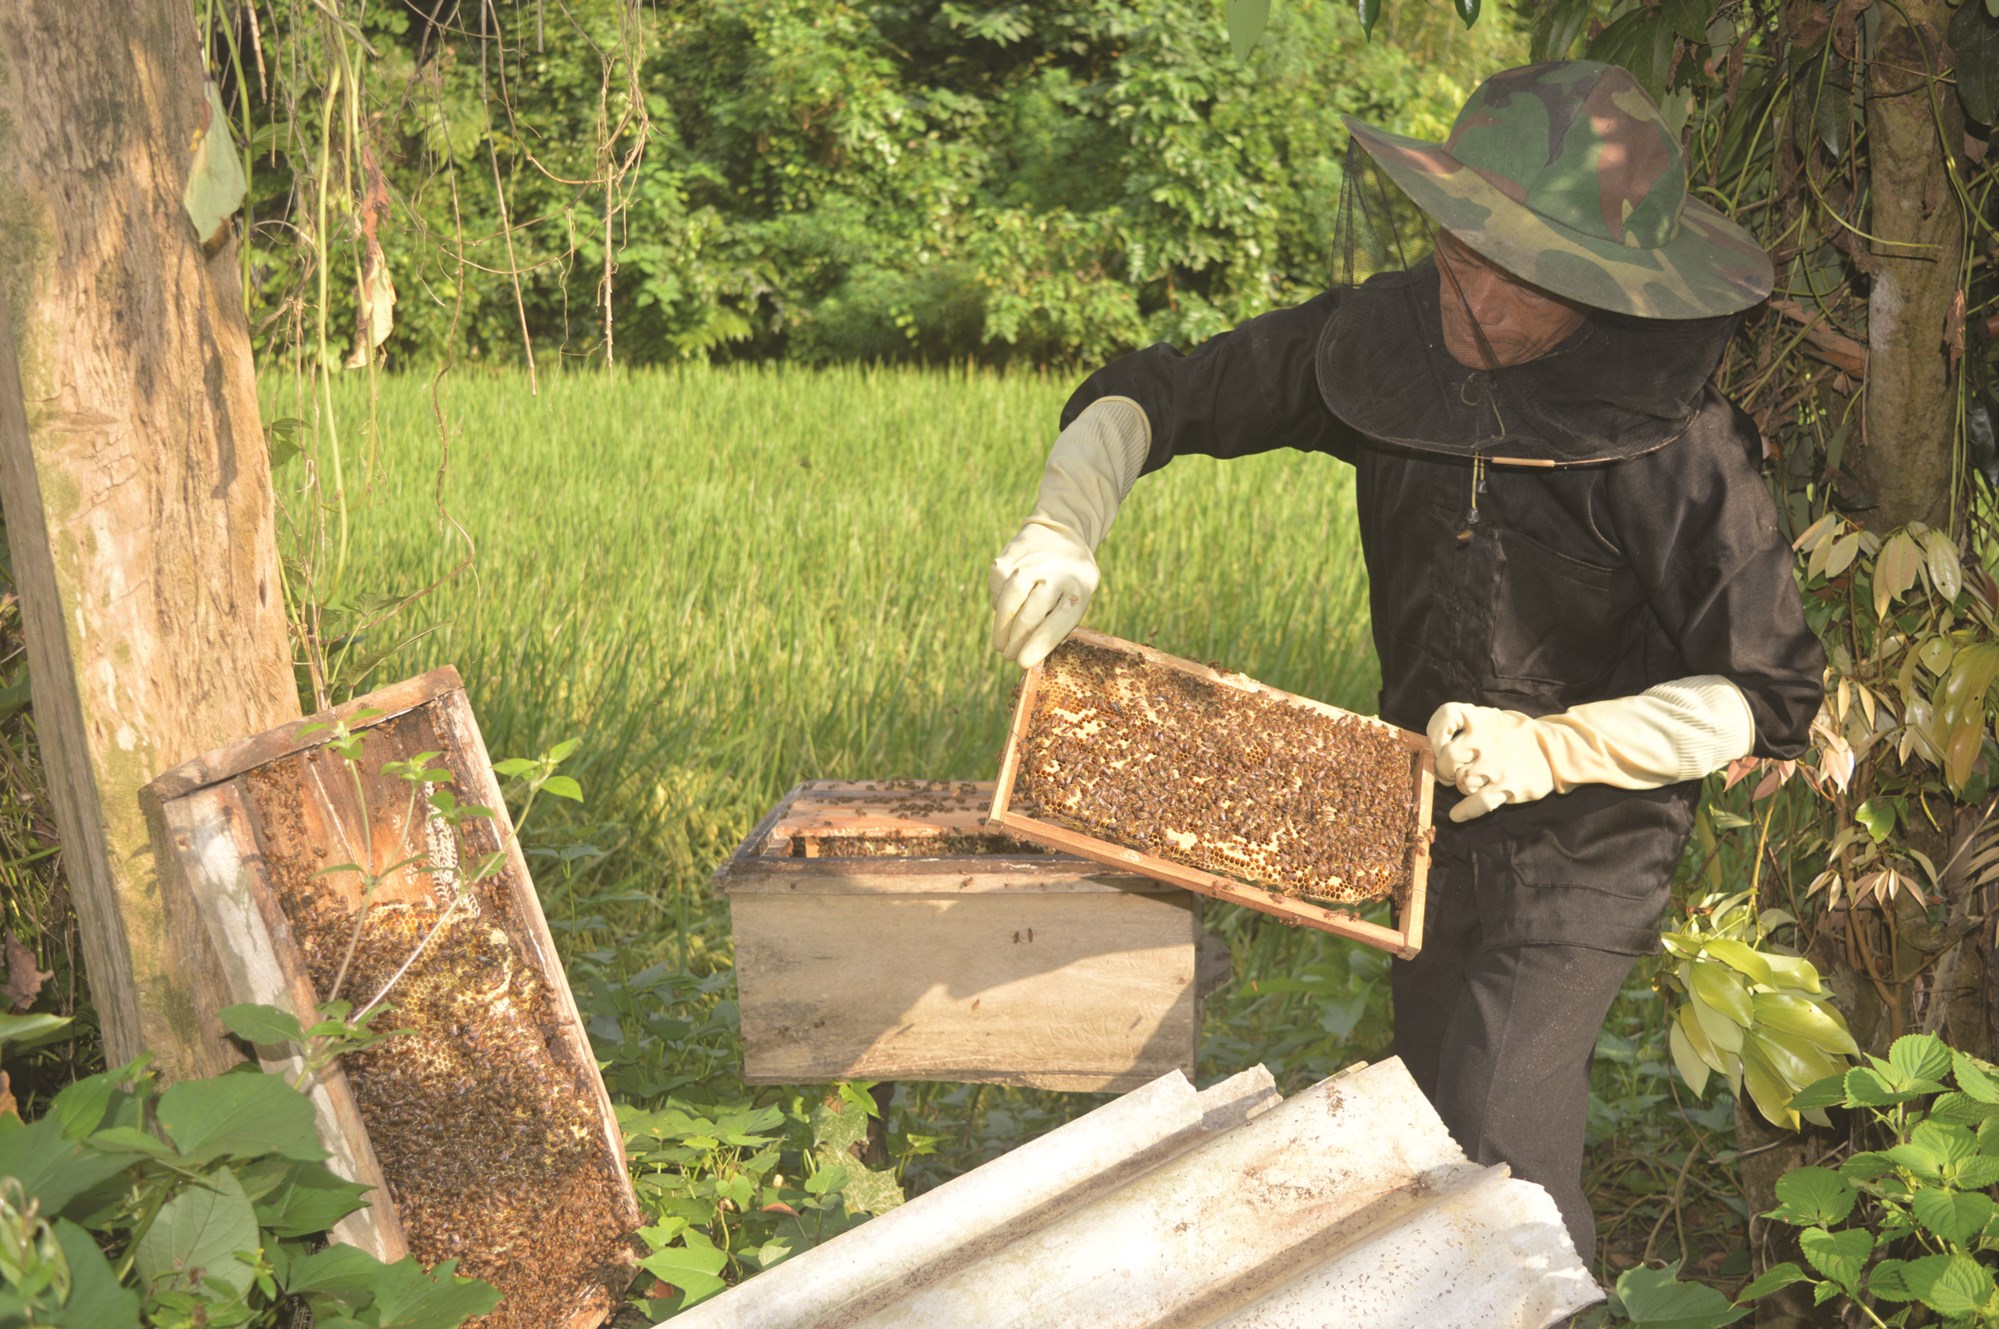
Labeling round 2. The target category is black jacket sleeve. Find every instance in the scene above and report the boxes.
[1059,292,1363,474]
[1600,388,1826,758]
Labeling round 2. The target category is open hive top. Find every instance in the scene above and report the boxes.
[748,781,1049,859]
[1000,634,1431,907]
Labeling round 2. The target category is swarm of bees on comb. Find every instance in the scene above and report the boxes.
[1016,640,1421,905]
[253,762,631,1329]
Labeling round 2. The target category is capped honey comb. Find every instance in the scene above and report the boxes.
[1008,636,1427,906]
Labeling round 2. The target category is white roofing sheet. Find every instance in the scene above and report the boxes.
[661,1058,1602,1329]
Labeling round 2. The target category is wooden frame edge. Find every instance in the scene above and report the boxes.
[989,631,1436,958]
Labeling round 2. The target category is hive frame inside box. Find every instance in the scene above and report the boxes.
[147,667,638,1328]
[714,780,1222,1091]
[990,630,1434,959]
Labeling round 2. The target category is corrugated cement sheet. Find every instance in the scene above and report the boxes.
[660,1057,1603,1329]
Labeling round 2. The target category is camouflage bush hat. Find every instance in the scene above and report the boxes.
[1344,60,1773,319]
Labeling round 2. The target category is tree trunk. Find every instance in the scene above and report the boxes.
[1859,0,1966,530]
[0,3,298,1078]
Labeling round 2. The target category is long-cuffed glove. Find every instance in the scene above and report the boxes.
[1426,677,1757,823]
[989,397,1151,668]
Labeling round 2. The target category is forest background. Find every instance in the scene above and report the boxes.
[4,0,1999,1326]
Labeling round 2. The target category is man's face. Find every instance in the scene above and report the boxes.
[1432,229,1587,369]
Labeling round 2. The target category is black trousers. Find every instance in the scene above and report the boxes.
[1390,855,1639,1258]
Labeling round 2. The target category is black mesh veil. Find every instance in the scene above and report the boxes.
[1315,137,1742,466]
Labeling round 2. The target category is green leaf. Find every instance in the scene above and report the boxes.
[1868,1258,1918,1303]
[1912,1189,1995,1246]
[1225,0,1271,59]
[1951,1154,1999,1189]
[1769,1167,1856,1226]
[1900,1252,1997,1317]
[545,738,581,764]
[218,1002,305,1048]
[1885,1141,1946,1184]
[1614,1261,1750,1327]
[1914,1119,1980,1173]
[639,1235,729,1308]
[1954,1050,1999,1104]
[1690,962,1754,1027]
[52,1218,141,1328]
[1757,952,1823,994]
[1734,1261,1810,1302]
[1753,993,1858,1057]
[1846,1066,1922,1107]
[1670,1019,1711,1096]
[244,1158,373,1238]
[1790,1072,1851,1112]
[1929,1091,1999,1125]
[1454,0,1480,27]
[1856,797,1896,842]
[1704,938,1775,985]
[1357,0,1382,37]
[1841,1150,1897,1182]
[1741,1039,1799,1128]
[0,1011,71,1051]
[540,774,583,802]
[1798,1226,1873,1293]
[363,1256,503,1329]
[1659,0,1709,41]
[1891,1034,1955,1086]
[183,80,247,244]
[157,1070,326,1163]
[491,757,537,778]
[0,1115,135,1217]
[134,1167,259,1297]
[1952,0,1999,122]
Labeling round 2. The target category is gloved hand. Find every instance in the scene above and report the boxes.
[990,397,1151,668]
[1426,676,1757,823]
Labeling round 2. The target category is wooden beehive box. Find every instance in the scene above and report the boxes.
[714,780,1225,1092]
[992,631,1434,958]
[148,668,638,1329]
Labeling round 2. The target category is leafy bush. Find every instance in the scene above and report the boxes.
[0,1017,497,1329]
[1658,891,1858,1130]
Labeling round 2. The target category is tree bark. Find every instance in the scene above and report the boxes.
[0,3,298,1078]
[1860,0,1966,530]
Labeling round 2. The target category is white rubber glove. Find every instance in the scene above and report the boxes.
[990,397,1151,668]
[1426,676,1757,823]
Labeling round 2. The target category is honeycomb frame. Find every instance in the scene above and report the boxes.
[990,630,1433,958]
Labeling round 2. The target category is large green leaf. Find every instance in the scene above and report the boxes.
[133,1167,259,1298]
[1704,938,1775,985]
[1753,993,1858,1057]
[1733,1260,1808,1302]
[0,1116,134,1218]
[1224,0,1270,59]
[1768,1167,1856,1227]
[0,1012,72,1052]
[1911,1189,1995,1246]
[1952,0,1999,123]
[362,1256,503,1329]
[1954,1050,1999,1104]
[1614,1262,1750,1327]
[157,1070,325,1164]
[1670,1019,1712,1097]
[51,1218,141,1329]
[1691,962,1754,1026]
[1585,7,1677,103]
[1798,1226,1873,1293]
[1899,1252,1997,1317]
[241,1158,372,1238]
[1891,1034,1955,1086]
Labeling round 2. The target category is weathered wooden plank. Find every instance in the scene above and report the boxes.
[719,867,1182,897]
[157,781,407,1263]
[731,891,1201,1090]
[0,2,300,1078]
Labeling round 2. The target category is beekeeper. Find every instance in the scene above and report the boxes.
[986,61,1825,1255]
